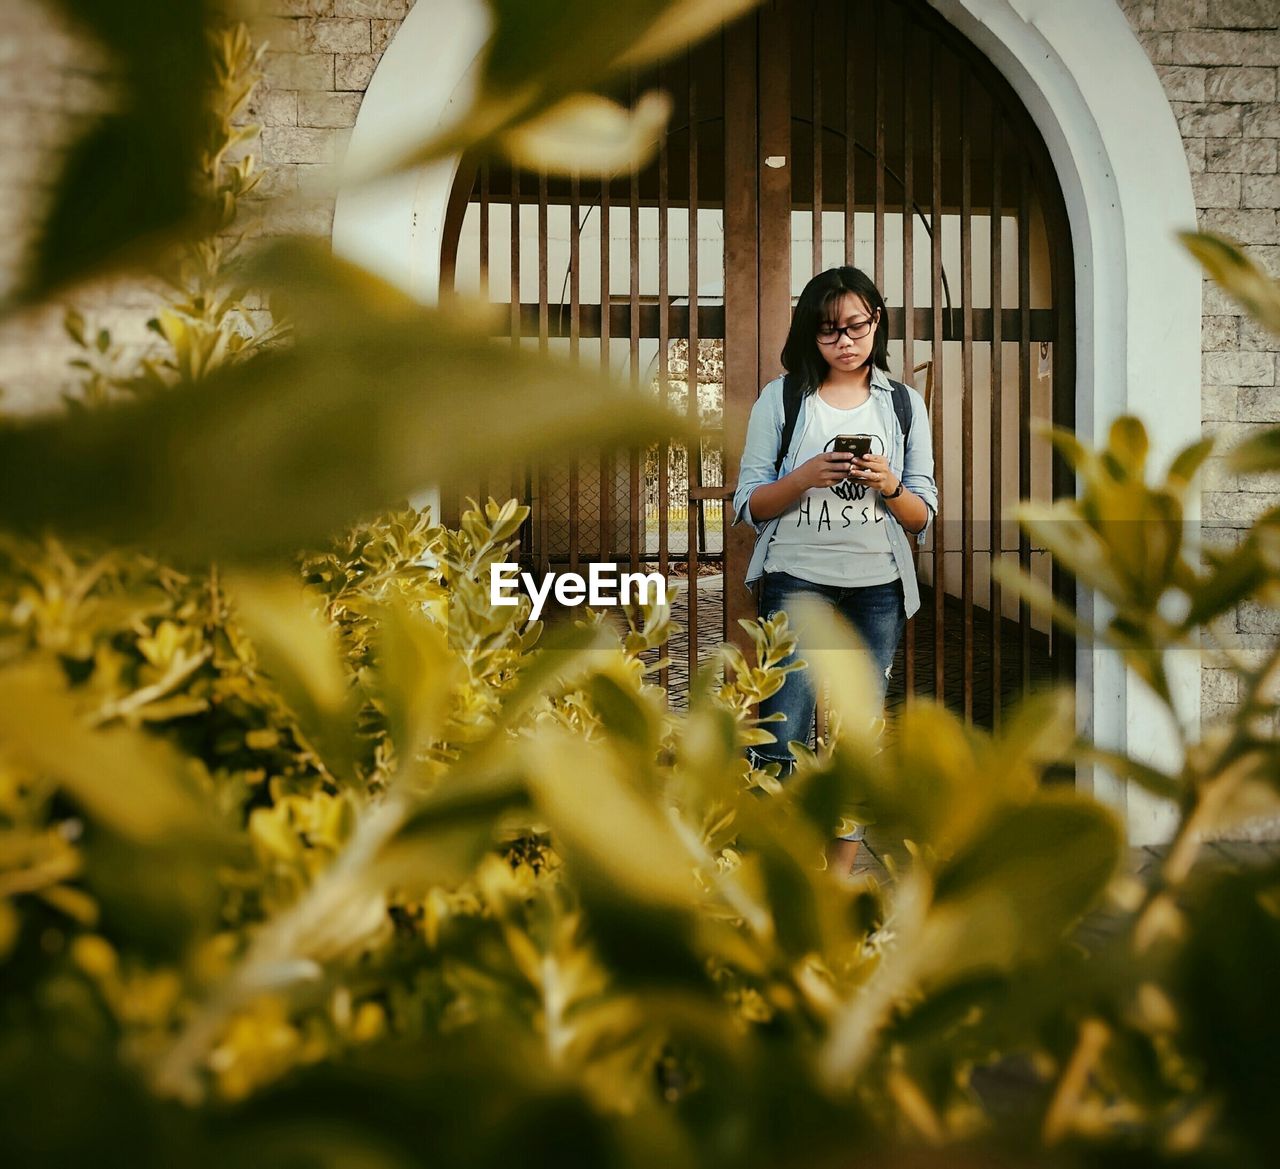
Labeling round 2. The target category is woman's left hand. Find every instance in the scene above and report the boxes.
[853,454,900,495]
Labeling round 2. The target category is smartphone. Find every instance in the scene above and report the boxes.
[833,434,873,459]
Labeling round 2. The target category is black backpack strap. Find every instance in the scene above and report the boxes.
[888,378,913,445]
[774,372,804,475]
[775,374,912,476]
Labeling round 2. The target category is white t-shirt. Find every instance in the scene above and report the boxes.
[762,390,901,586]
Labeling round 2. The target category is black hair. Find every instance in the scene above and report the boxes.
[780,266,890,392]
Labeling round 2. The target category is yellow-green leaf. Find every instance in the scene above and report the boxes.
[0,662,210,843]
[1180,230,1280,337]
[919,796,1122,985]
[0,242,694,562]
[522,727,696,909]
[227,572,358,782]
[373,598,462,766]
[500,91,673,175]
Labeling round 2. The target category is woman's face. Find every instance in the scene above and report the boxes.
[816,292,879,373]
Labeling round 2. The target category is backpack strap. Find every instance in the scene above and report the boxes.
[773,374,913,477]
[888,378,913,446]
[774,372,805,475]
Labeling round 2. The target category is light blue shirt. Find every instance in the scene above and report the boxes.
[731,364,939,617]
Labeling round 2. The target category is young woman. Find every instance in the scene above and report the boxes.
[731,267,938,873]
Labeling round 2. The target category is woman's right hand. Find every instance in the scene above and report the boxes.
[792,451,856,490]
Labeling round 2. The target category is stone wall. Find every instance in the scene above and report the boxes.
[246,0,414,236]
[1119,0,1280,720]
[0,0,418,412]
[0,0,121,410]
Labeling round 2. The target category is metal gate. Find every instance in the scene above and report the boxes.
[440,0,1075,728]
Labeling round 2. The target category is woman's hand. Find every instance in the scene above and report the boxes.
[852,453,899,495]
[793,451,856,490]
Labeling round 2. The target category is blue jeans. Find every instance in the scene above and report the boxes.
[748,572,906,841]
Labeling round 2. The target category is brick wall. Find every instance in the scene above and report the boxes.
[0,0,418,412]
[1119,0,1280,721]
[0,0,127,411]
[245,1,412,236]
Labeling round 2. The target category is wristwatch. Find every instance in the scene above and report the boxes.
[883,480,905,500]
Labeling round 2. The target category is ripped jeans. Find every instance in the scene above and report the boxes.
[747,571,906,842]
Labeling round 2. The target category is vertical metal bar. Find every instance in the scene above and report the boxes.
[687,44,701,684]
[537,167,550,575]
[569,171,581,575]
[658,60,671,694]
[630,70,642,576]
[811,1,822,279]
[901,6,917,707]
[510,167,525,543]
[599,174,613,564]
[758,3,792,389]
[479,161,491,506]
[929,29,946,703]
[989,105,1004,729]
[437,157,473,310]
[723,15,761,664]
[714,27,728,653]
[960,74,975,722]
[538,170,549,347]
[873,0,884,287]
[1047,165,1078,694]
[1018,153,1033,696]
[479,161,490,303]
[844,1,856,267]
[757,0,791,734]
[438,164,476,527]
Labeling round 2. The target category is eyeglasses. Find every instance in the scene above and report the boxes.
[816,316,877,344]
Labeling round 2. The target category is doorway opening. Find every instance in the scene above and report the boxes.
[439,0,1075,728]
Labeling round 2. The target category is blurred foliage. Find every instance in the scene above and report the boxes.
[0,494,1139,1169]
[62,22,283,409]
[370,0,762,180]
[1,3,1280,1169]
[16,0,214,302]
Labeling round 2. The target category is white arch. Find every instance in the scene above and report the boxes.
[332,0,1201,844]
[331,0,489,302]
[929,0,1200,844]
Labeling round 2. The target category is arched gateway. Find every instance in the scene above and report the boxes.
[333,0,1201,843]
